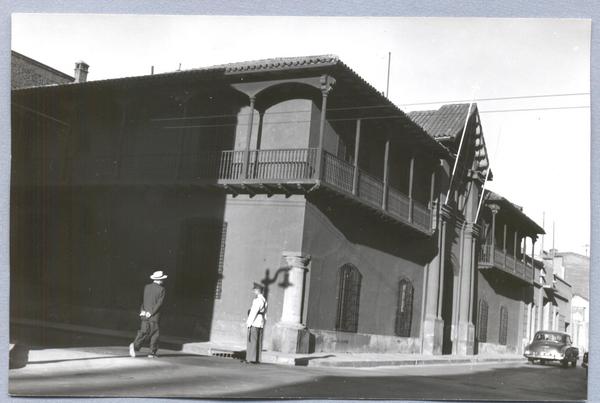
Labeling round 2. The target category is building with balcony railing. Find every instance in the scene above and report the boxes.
[13,53,535,358]
[476,191,545,354]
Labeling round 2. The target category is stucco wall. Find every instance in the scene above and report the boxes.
[235,99,313,150]
[210,195,306,348]
[301,196,433,352]
[476,271,525,351]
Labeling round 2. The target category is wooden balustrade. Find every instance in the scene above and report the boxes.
[479,244,534,284]
[412,201,431,232]
[218,148,432,233]
[357,169,384,208]
[387,187,410,222]
[322,152,354,193]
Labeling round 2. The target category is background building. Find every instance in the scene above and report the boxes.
[11,50,75,89]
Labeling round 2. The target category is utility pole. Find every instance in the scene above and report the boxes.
[386,51,391,98]
[552,221,555,253]
[541,212,545,255]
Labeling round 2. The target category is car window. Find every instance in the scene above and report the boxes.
[534,333,566,342]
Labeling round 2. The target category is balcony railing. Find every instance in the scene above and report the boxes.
[478,244,533,284]
[218,148,432,234]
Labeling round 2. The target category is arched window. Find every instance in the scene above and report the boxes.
[477,299,489,342]
[499,306,508,345]
[395,278,414,337]
[335,264,362,333]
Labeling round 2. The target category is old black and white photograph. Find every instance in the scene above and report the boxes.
[8,14,591,400]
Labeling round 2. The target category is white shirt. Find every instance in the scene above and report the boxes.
[246,294,267,328]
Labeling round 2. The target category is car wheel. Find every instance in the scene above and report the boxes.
[528,358,534,364]
[561,360,569,368]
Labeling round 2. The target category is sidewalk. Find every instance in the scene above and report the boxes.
[11,319,526,369]
[182,341,526,368]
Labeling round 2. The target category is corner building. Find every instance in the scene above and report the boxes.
[11,54,543,356]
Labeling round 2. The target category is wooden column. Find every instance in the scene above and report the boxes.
[429,168,436,208]
[503,224,508,267]
[531,238,536,282]
[315,77,334,180]
[242,96,256,179]
[352,119,361,195]
[382,138,391,210]
[489,204,500,263]
[408,155,415,222]
[514,231,518,259]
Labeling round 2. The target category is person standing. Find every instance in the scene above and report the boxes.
[245,282,267,364]
[129,270,167,358]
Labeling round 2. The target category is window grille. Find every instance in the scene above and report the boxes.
[335,264,362,333]
[477,299,489,342]
[499,306,508,345]
[395,278,414,337]
[214,222,227,299]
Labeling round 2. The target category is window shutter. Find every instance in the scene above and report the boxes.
[335,264,361,333]
[395,278,414,337]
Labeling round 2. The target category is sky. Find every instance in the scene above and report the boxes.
[11,14,591,256]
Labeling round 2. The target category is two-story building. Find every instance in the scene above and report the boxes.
[12,54,545,357]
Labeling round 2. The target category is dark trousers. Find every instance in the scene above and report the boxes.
[246,326,263,363]
[133,320,160,354]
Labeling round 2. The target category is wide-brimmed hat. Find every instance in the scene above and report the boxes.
[150,270,168,280]
[252,282,264,291]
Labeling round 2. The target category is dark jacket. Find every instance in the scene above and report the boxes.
[140,282,166,322]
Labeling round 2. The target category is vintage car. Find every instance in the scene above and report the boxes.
[524,331,579,367]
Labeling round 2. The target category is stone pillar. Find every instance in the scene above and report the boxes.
[271,252,311,353]
[422,204,452,355]
[455,222,479,355]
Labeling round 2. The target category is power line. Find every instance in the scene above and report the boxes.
[162,104,590,130]
[151,91,590,122]
[398,92,589,107]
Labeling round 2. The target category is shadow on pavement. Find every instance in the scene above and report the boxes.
[11,324,185,352]
[294,354,336,366]
[26,353,202,366]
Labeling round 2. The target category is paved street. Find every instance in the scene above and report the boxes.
[9,345,587,400]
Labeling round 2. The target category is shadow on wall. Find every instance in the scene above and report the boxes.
[306,193,437,265]
[259,266,293,300]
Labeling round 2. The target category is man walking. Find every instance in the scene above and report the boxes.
[129,270,167,358]
[245,282,267,364]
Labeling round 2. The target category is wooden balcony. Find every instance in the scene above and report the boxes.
[218,148,432,234]
[478,244,534,284]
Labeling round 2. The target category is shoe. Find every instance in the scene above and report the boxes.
[129,343,136,358]
[147,353,158,358]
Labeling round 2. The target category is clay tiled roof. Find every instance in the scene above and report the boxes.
[408,103,475,140]
[221,54,339,74]
[13,54,452,157]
